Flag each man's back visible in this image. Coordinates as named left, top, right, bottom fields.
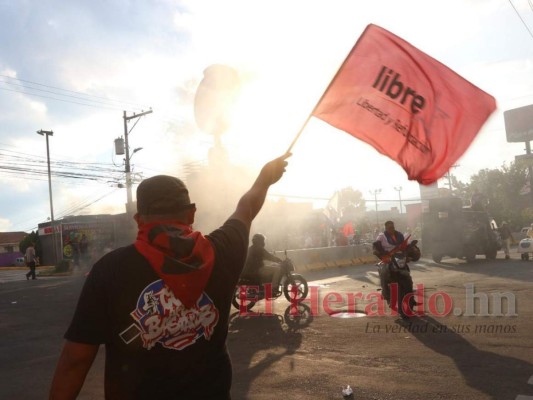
left=65, top=219, right=247, bottom=399
left=25, top=246, right=35, bottom=263
left=49, top=153, right=290, bottom=400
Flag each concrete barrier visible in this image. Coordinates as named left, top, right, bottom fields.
left=275, top=244, right=377, bottom=273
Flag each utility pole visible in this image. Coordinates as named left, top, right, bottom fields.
left=369, top=189, right=382, bottom=226
left=525, top=141, right=533, bottom=205
left=122, top=109, right=152, bottom=213
left=37, top=129, right=58, bottom=265
left=394, top=186, right=403, bottom=214
left=443, top=164, right=460, bottom=196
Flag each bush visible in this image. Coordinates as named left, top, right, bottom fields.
left=54, top=260, right=71, bottom=273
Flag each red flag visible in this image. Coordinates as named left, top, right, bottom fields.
left=342, top=222, right=354, bottom=238
left=312, top=24, right=496, bottom=185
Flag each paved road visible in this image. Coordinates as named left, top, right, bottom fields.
left=1, top=253, right=532, bottom=399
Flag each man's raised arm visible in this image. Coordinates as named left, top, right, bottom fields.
left=230, top=153, right=291, bottom=230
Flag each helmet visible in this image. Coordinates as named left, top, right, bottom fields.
left=407, top=241, right=421, bottom=262
left=252, top=233, right=266, bottom=246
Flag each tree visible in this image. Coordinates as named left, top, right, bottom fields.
left=338, top=187, right=366, bottom=223
left=455, top=162, right=528, bottom=229
left=19, top=231, right=40, bottom=258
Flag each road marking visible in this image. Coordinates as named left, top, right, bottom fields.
left=0, top=270, right=28, bottom=283
left=308, top=275, right=352, bottom=285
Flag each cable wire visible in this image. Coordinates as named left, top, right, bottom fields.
left=0, top=86, right=128, bottom=111
left=0, top=74, right=150, bottom=109
left=508, top=0, right=533, bottom=39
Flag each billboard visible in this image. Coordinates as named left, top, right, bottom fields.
left=504, top=104, right=533, bottom=143
left=61, top=222, right=115, bottom=262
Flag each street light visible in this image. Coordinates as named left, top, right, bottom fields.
left=394, top=186, right=403, bottom=214
left=37, top=129, right=58, bottom=265
left=123, top=110, right=152, bottom=214
left=369, top=189, right=382, bottom=226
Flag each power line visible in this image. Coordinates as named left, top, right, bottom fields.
left=55, top=188, right=121, bottom=219
left=0, top=74, right=150, bottom=109
left=0, top=147, right=121, bottom=168
left=0, top=79, right=145, bottom=111
left=0, top=86, right=125, bottom=111
left=508, top=0, right=533, bottom=39
left=0, top=148, right=124, bottom=184
left=17, top=188, right=121, bottom=232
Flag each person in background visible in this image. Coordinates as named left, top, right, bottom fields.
left=49, top=153, right=290, bottom=400
left=242, top=233, right=283, bottom=297
left=304, top=234, right=314, bottom=248
left=499, top=221, right=514, bottom=260
left=79, top=234, right=89, bottom=266
left=25, top=242, right=37, bottom=280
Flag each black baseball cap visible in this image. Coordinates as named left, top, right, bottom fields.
left=136, top=175, right=194, bottom=216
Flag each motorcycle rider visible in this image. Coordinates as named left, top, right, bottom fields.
left=374, top=220, right=421, bottom=262
left=373, top=221, right=419, bottom=315
left=375, top=220, right=405, bottom=254
left=242, top=233, right=283, bottom=297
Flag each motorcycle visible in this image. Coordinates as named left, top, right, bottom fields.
left=232, top=252, right=309, bottom=312
left=374, top=238, right=420, bottom=319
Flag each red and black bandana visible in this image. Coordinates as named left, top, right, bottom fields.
left=134, top=221, right=215, bottom=309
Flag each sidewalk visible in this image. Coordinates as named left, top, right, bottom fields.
left=0, top=265, right=55, bottom=271
left=0, top=265, right=77, bottom=277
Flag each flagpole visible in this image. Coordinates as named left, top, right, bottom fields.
left=285, top=27, right=370, bottom=154
left=286, top=115, right=313, bottom=153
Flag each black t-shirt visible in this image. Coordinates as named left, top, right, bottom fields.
left=65, top=219, right=248, bottom=399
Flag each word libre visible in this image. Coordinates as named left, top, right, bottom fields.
left=372, top=66, right=426, bottom=114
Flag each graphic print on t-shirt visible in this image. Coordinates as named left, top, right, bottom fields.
left=119, top=279, right=219, bottom=350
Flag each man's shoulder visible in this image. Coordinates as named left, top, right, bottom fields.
left=206, top=219, right=249, bottom=272
left=210, top=218, right=248, bottom=234
left=93, top=244, right=143, bottom=269
left=207, top=219, right=248, bottom=244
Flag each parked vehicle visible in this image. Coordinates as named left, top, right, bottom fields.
left=517, top=237, right=533, bottom=260
left=515, top=226, right=532, bottom=243
left=14, top=257, right=26, bottom=266
left=232, top=252, right=308, bottom=311
left=422, top=197, right=500, bottom=263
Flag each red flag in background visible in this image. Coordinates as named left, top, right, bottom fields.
left=312, top=24, right=496, bottom=185
left=342, top=222, right=354, bottom=238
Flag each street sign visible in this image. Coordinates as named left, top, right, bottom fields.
left=504, top=104, right=533, bottom=143
left=515, top=153, right=533, bottom=168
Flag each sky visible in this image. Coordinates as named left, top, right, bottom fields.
left=0, top=0, right=532, bottom=233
